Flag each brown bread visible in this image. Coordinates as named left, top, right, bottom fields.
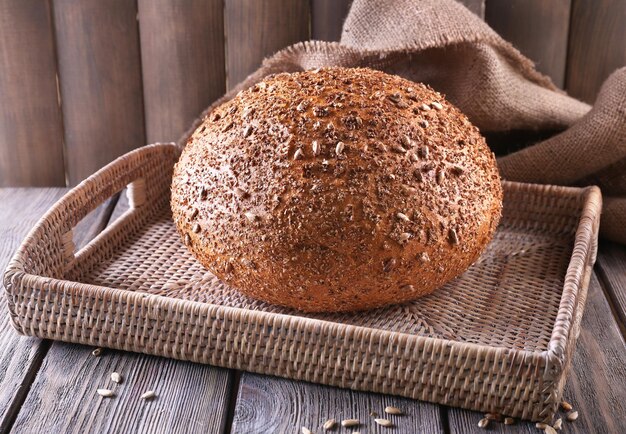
left=171, top=67, right=502, bottom=312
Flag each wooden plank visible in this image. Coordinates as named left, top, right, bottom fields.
left=311, top=0, right=352, bottom=41
left=11, top=344, right=234, bottom=434
left=566, top=0, right=626, bottom=102
left=230, top=373, right=444, bottom=433
left=138, top=0, right=226, bottom=143
left=596, top=241, right=626, bottom=333
left=225, top=0, right=310, bottom=89
left=458, top=0, right=485, bottom=19
left=485, top=0, right=571, bottom=87
left=53, top=0, right=146, bottom=186
left=0, top=188, right=116, bottom=432
left=447, top=273, right=626, bottom=433
left=11, top=193, right=235, bottom=434
left=0, top=0, right=65, bottom=187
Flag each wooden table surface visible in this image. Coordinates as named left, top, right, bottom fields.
left=1, top=188, right=625, bottom=434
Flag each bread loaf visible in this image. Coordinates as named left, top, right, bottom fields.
left=171, top=67, right=502, bottom=312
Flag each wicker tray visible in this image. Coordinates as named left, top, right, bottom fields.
left=4, top=143, right=601, bottom=423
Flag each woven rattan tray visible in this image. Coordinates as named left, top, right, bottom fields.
left=4, top=143, right=601, bottom=423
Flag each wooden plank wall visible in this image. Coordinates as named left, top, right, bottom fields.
left=0, top=0, right=624, bottom=186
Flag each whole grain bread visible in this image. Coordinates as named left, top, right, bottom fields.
left=171, top=67, right=502, bottom=312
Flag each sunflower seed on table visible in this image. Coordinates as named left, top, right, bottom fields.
left=384, top=406, right=403, bottom=415
left=545, top=426, right=558, bottom=434
left=560, top=401, right=573, bottom=411
left=536, top=422, right=548, bottom=429
left=566, top=410, right=579, bottom=421
left=110, top=372, right=122, bottom=384
left=301, top=427, right=312, bottom=434
left=322, top=418, right=336, bottom=430
left=553, top=417, right=563, bottom=430
left=477, top=418, right=489, bottom=428
left=97, top=389, right=114, bottom=397
left=92, top=348, right=103, bottom=357
left=141, top=390, right=156, bottom=400
left=374, top=418, right=393, bottom=427
left=341, top=419, right=359, bottom=427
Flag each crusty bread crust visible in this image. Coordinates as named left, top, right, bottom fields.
left=171, top=67, right=502, bottom=312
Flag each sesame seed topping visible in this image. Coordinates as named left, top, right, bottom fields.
left=293, top=149, right=304, bottom=160
left=335, top=141, right=345, bottom=155
left=312, top=140, right=321, bottom=156
left=397, top=212, right=411, bottom=222
left=432, top=101, right=443, bottom=110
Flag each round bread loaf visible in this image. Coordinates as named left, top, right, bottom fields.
left=171, top=67, right=502, bottom=312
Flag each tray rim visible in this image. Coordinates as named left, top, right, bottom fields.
left=3, top=143, right=602, bottom=422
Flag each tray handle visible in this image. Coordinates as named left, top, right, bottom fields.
left=4, top=143, right=180, bottom=284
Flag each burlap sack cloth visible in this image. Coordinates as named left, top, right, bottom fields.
left=184, top=0, right=626, bottom=243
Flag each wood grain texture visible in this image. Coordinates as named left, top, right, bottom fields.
left=53, top=0, right=146, bottom=186
left=0, top=188, right=116, bottom=432
left=225, top=0, right=310, bottom=89
left=486, top=0, right=571, bottom=87
left=0, top=0, right=65, bottom=187
left=596, top=241, right=626, bottom=334
left=138, top=0, right=226, bottom=143
left=11, top=192, right=234, bottom=434
left=230, top=373, right=444, bottom=433
left=11, top=344, right=233, bottom=434
left=457, top=0, right=485, bottom=18
left=566, top=0, right=626, bottom=102
left=311, top=0, right=352, bottom=41
left=447, top=273, right=626, bottom=433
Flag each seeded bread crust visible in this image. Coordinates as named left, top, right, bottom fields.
left=171, top=67, right=502, bottom=312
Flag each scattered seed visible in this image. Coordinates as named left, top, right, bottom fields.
left=296, top=101, right=309, bottom=112
left=391, top=143, right=407, bottom=154
left=553, top=418, right=563, bottom=430
left=420, top=103, right=431, bottom=111
left=418, top=252, right=430, bottom=263
left=312, top=141, right=321, bottom=156
left=545, top=426, right=558, bottom=434
left=420, top=120, right=429, bottom=128
left=184, top=233, right=192, bottom=246
left=398, top=233, right=411, bottom=243
left=432, top=101, right=443, bottom=110
left=477, top=418, right=489, bottom=428
left=341, top=419, right=359, bottom=428
left=335, top=141, right=345, bottom=155
left=234, top=187, right=249, bottom=199
left=323, top=418, right=336, bottom=430
left=243, top=125, right=254, bottom=138
left=111, top=372, right=122, bottom=384
left=560, top=401, right=572, bottom=411
left=244, top=212, right=258, bottom=222
left=401, top=284, right=415, bottom=292
left=413, top=169, right=424, bottom=182
left=418, top=146, right=429, bottom=159
left=409, top=152, right=419, bottom=162
left=141, top=390, right=156, bottom=400
left=401, top=135, right=412, bottom=148
left=388, top=93, right=401, bottom=103
left=504, top=417, right=515, bottom=425
left=384, top=406, right=402, bottom=415
left=449, top=228, right=459, bottom=245
left=294, top=149, right=304, bottom=160
left=566, top=411, right=579, bottom=421
left=451, top=165, right=465, bottom=176
left=536, top=422, right=548, bottom=429
left=192, top=223, right=201, bottom=233
left=301, top=427, right=312, bottom=434
left=190, top=208, right=199, bottom=219
left=436, top=170, right=445, bottom=184
left=97, top=389, right=115, bottom=398
left=383, top=258, right=396, bottom=272
left=374, top=418, right=393, bottom=427
left=396, top=212, right=411, bottom=222
left=92, top=348, right=103, bottom=357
